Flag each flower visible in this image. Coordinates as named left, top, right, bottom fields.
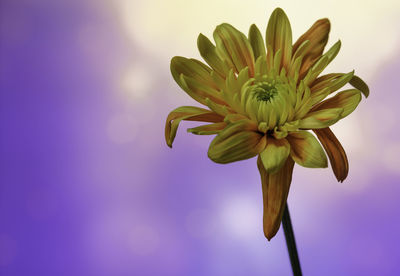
left=165, top=8, right=369, bottom=240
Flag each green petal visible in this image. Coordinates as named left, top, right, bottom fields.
left=187, top=122, right=227, bottom=135
left=273, top=126, right=288, bottom=139
left=171, top=56, right=214, bottom=87
left=181, top=75, right=226, bottom=105
left=165, top=106, right=224, bottom=147
left=310, top=89, right=362, bottom=118
left=291, top=40, right=311, bottom=64
left=213, top=23, right=255, bottom=75
left=293, top=84, right=313, bottom=120
left=281, top=120, right=300, bottom=132
left=349, top=75, right=370, bottom=98
left=311, top=73, right=342, bottom=88
left=255, top=55, right=268, bottom=76
left=313, top=127, right=348, bottom=182
left=266, top=8, right=293, bottom=70
left=311, top=72, right=348, bottom=91
left=208, top=120, right=265, bottom=164
left=205, top=98, right=229, bottom=116
left=224, top=113, right=249, bottom=123
left=177, top=75, right=207, bottom=105
left=248, top=24, right=266, bottom=60
left=260, top=138, right=290, bottom=174
left=310, top=71, right=354, bottom=105
left=303, top=40, right=341, bottom=86
left=171, top=57, right=218, bottom=105
left=273, top=49, right=282, bottom=73
left=257, top=156, right=294, bottom=240
left=288, top=40, right=310, bottom=80
left=298, top=108, right=343, bottom=129
left=287, top=131, right=328, bottom=168
left=197, top=34, right=230, bottom=77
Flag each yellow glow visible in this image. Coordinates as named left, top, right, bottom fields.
left=113, top=0, right=400, bottom=80
left=119, top=64, right=153, bottom=99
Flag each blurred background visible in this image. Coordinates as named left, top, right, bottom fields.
left=1, top=0, right=399, bottom=275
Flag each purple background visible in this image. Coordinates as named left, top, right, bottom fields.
left=1, top=0, right=399, bottom=275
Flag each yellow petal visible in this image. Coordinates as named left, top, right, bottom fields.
left=165, top=106, right=224, bottom=147
left=287, top=131, right=328, bottom=168
left=313, top=127, right=348, bottom=182
left=298, top=108, right=342, bottom=129
left=248, top=24, right=266, bottom=59
left=260, top=138, right=290, bottom=174
left=213, top=23, right=255, bottom=75
left=257, top=156, right=295, bottom=240
left=265, top=8, right=293, bottom=70
left=349, top=75, right=370, bottom=98
left=197, top=33, right=230, bottom=77
left=310, top=89, right=362, bottom=118
left=187, top=122, right=227, bottom=135
left=293, top=18, right=330, bottom=78
left=208, top=120, right=265, bottom=164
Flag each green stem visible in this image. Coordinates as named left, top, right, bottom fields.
left=282, top=203, right=302, bottom=276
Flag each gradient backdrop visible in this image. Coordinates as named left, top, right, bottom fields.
left=1, top=0, right=400, bottom=275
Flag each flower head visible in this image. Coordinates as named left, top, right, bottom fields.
left=165, top=8, right=369, bottom=240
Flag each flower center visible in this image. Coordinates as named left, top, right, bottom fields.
left=251, top=81, right=278, bottom=102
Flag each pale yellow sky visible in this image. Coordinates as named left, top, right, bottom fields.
left=115, top=0, right=400, bottom=79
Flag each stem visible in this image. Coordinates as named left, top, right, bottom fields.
left=282, top=203, right=302, bottom=276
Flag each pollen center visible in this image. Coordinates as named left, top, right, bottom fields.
left=251, top=81, right=278, bottom=102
